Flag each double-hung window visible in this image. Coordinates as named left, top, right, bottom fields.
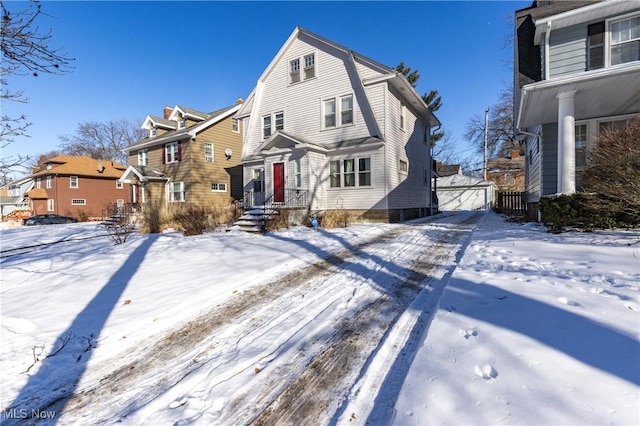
left=323, top=94, right=353, bottom=129
left=204, top=142, right=214, bottom=163
left=343, top=159, right=356, bottom=187
left=289, top=53, right=315, bottom=84
left=329, top=157, right=371, bottom=188
left=290, top=58, right=301, bottom=84
left=358, top=158, right=371, bottom=186
left=45, top=176, right=52, bottom=189
left=168, top=181, right=185, bottom=202
left=587, top=22, right=605, bottom=70
left=165, top=142, right=179, bottom=163
left=304, top=53, right=315, bottom=79
left=36, top=178, right=41, bottom=189
left=400, top=103, right=406, bottom=130
left=324, top=99, right=336, bottom=128
left=610, top=15, right=640, bottom=66
left=275, top=112, right=284, bottom=131
left=263, top=115, right=272, bottom=139
left=294, top=159, right=302, bottom=188
left=232, top=118, right=240, bottom=133
left=47, top=199, right=54, bottom=212
left=341, top=95, right=353, bottom=125
left=70, top=176, right=78, bottom=188
left=138, top=149, right=148, bottom=166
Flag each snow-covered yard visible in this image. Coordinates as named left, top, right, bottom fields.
left=1, top=211, right=638, bottom=425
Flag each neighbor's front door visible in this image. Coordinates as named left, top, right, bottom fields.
left=273, top=162, right=285, bottom=203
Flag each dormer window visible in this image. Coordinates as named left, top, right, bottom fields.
left=150, top=127, right=157, bottom=137
left=289, top=53, right=315, bottom=84
left=178, top=117, right=186, bottom=129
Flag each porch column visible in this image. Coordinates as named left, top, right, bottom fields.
left=557, top=90, right=576, bottom=194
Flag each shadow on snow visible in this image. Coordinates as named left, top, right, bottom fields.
left=2, top=235, right=158, bottom=425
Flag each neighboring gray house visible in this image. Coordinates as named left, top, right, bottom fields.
left=435, top=162, right=495, bottom=211
left=514, top=0, right=640, bottom=216
left=0, top=176, right=33, bottom=220
left=235, top=27, right=440, bottom=222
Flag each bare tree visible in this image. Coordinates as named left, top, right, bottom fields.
left=464, top=83, right=520, bottom=159
left=582, top=117, right=640, bottom=223
left=58, top=119, right=146, bottom=165
left=1, top=0, right=73, bottom=176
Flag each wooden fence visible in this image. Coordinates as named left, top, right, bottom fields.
left=495, top=191, right=526, bottom=215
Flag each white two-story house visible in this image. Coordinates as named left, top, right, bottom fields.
left=235, top=27, right=441, bottom=223
left=515, top=0, right=640, bottom=217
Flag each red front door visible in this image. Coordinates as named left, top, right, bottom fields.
left=273, top=163, right=285, bottom=203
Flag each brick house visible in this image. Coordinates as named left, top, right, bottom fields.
left=25, top=155, right=129, bottom=219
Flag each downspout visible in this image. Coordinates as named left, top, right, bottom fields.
left=429, top=123, right=441, bottom=216
left=544, top=21, right=552, bottom=80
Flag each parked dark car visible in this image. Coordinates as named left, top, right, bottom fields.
left=22, top=214, right=78, bottom=226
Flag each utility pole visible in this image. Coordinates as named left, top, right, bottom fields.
left=483, top=108, right=489, bottom=180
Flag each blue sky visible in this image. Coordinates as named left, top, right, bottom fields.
left=3, top=0, right=531, bottom=173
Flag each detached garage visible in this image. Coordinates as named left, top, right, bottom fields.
left=437, top=174, right=495, bottom=211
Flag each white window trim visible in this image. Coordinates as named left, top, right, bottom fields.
left=36, top=178, right=41, bottom=189
left=262, top=115, right=272, bottom=139
left=329, top=156, right=372, bottom=189
left=138, top=149, right=148, bottom=166
left=400, top=103, right=406, bottom=131
left=288, top=52, right=316, bottom=85
left=70, top=176, right=79, bottom=188
left=71, top=199, right=86, bottom=205
left=204, top=142, right=214, bottom=163
left=605, top=12, right=640, bottom=67
left=232, top=118, right=240, bottom=133
left=45, top=175, right=52, bottom=189
left=322, top=94, right=354, bottom=130
left=167, top=181, right=185, bottom=202
left=47, top=199, right=54, bottom=212
left=294, top=158, right=302, bottom=188
left=166, top=142, right=179, bottom=163
left=116, top=179, right=123, bottom=189
left=210, top=182, right=227, bottom=192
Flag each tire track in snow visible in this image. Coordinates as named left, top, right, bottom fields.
left=54, top=213, right=480, bottom=424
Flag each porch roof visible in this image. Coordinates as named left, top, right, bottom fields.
left=517, top=63, right=640, bottom=129
left=119, top=165, right=168, bottom=183
left=255, top=130, right=385, bottom=156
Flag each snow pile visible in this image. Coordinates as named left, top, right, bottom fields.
left=1, top=212, right=638, bottom=425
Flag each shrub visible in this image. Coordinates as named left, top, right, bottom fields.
left=263, top=208, right=289, bottom=232
left=581, top=117, right=640, bottom=226
left=77, top=211, right=89, bottom=222
left=171, top=199, right=236, bottom=236
left=140, top=199, right=164, bottom=234
left=540, top=193, right=634, bottom=232
left=320, top=209, right=349, bottom=229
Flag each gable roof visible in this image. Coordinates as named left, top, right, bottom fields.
left=236, top=27, right=440, bottom=127
left=125, top=103, right=241, bottom=152
left=31, top=156, right=126, bottom=179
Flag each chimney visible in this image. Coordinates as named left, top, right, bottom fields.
left=511, top=150, right=520, bottom=159
left=163, top=106, right=172, bottom=119
left=236, top=98, right=244, bottom=105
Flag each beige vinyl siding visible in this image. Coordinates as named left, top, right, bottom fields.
left=185, top=114, right=243, bottom=204
left=549, top=24, right=586, bottom=78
